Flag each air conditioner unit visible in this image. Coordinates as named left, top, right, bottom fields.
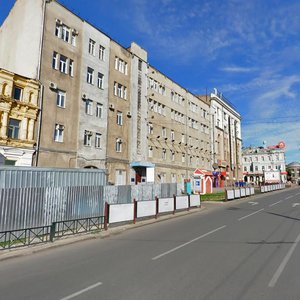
left=109, top=103, right=115, bottom=110
left=82, top=93, right=87, bottom=99
left=49, top=82, right=57, bottom=90
left=127, top=111, right=132, bottom=117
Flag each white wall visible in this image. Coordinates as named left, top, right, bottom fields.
left=0, top=0, right=44, bottom=79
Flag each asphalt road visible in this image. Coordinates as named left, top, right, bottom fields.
left=1, top=187, right=300, bottom=300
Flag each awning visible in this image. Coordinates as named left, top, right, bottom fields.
left=194, top=168, right=213, bottom=176
left=131, top=161, right=155, bottom=168
left=280, top=171, right=288, bottom=174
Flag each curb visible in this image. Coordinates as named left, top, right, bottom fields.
left=0, top=205, right=205, bottom=262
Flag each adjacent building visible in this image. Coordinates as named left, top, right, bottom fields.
left=242, top=142, right=287, bottom=184
left=0, top=68, right=40, bottom=166
left=286, top=162, right=300, bottom=183
left=198, top=89, right=242, bottom=187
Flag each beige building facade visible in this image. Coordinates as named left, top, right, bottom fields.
left=0, top=69, right=39, bottom=166
left=147, top=66, right=211, bottom=184
left=106, top=40, right=132, bottom=185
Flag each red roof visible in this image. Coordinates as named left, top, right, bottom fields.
left=194, top=168, right=212, bottom=176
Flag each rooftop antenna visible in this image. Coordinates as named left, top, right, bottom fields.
left=263, top=141, right=267, bottom=148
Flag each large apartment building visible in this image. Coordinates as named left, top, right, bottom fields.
left=0, top=0, right=243, bottom=186
left=147, top=66, right=211, bottom=184
left=198, top=89, right=242, bottom=186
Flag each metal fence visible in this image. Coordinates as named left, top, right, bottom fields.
left=0, top=215, right=105, bottom=250
left=0, top=186, right=104, bottom=232
left=0, top=166, right=106, bottom=188
left=0, top=166, right=183, bottom=234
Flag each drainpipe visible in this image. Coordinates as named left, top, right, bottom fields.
left=35, top=0, right=47, bottom=166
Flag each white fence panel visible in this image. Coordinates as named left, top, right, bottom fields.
left=176, top=196, right=189, bottom=210
left=250, top=187, right=255, bottom=195
left=240, top=188, right=246, bottom=197
left=246, top=188, right=251, bottom=196
left=159, top=197, right=174, bottom=213
left=137, top=201, right=156, bottom=218
left=190, top=194, right=201, bottom=207
left=234, top=189, right=241, bottom=198
left=109, top=203, right=134, bottom=224
left=261, top=186, right=265, bottom=193
left=227, top=190, right=235, bottom=200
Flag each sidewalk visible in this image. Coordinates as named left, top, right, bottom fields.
left=0, top=205, right=206, bottom=262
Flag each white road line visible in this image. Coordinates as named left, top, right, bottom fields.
left=269, top=200, right=282, bottom=207
left=152, top=225, right=226, bottom=261
left=60, top=282, right=103, bottom=300
left=285, top=195, right=294, bottom=200
left=269, top=232, right=300, bottom=288
left=238, top=208, right=264, bottom=221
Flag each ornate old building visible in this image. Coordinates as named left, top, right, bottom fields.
left=0, top=69, right=40, bottom=166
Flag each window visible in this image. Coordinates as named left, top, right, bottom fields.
left=116, top=138, right=122, bottom=152
left=55, top=23, right=61, bottom=38
left=96, top=103, right=103, bottom=118
left=117, top=84, right=122, bottom=98
left=181, top=134, right=185, bottom=143
left=182, top=153, right=185, bottom=163
left=255, top=166, right=258, bottom=171
left=95, top=133, right=101, bottom=148
left=162, top=148, right=166, bottom=160
left=13, top=86, right=22, bottom=100
left=84, top=130, right=92, bottom=146
left=71, top=32, right=76, bottom=46
left=8, top=119, right=20, bottom=139
left=115, top=57, right=128, bottom=74
left=54, top=124, right=64, bottom=142
left=62, top=25, right=70, bottom=43
left=99, top=45, right=105, bottom=60
left=148, top=146, right=153, bottom=158
left=162, top=127, right=167, bottom=138
left=89, top=39, right=96, bottom=55
left=148, top=123, right=153, bottom=134
left=171, top=151, right=175, bottom=161
left=52, top=52, right=58, bottom=69
left=55, top=22, right=77, bottom=46
left=85, top=100, right=93, bottom=115
left=171, top=130, right=175, bottom=141
left=59, top=55, right=67, bottom=73
left=113, top=82, right=127, bottom=99
left=69, top=59, right=74, bottom=76
left=138, top=59, right=142, bottom=71
left=97, top=73, right=104, bottom=89
left=87, top=67, right=94, bottom=84
left=56, top=90, right=66, bottom=108
left=117, top=111, right=123, bottom=125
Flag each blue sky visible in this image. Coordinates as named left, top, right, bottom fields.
left=1, top=0, right=300, bottom=163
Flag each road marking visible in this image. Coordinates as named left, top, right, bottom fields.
left=60, top=282, right=103, bottom=300
left=269, top=232, right=300, bottom=288
left=269, top=200, right=282, bottom=207
left=295, top=192, right=300, bottom=196
left=152, top=225, right=226, bottom=261
left=248, top=201, right=258, bottom=206
left=285, top=195, right=294, bottom=200
left=292, top=203, right=300, bottom=208
left=238, top=208, right=264, bottom=221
